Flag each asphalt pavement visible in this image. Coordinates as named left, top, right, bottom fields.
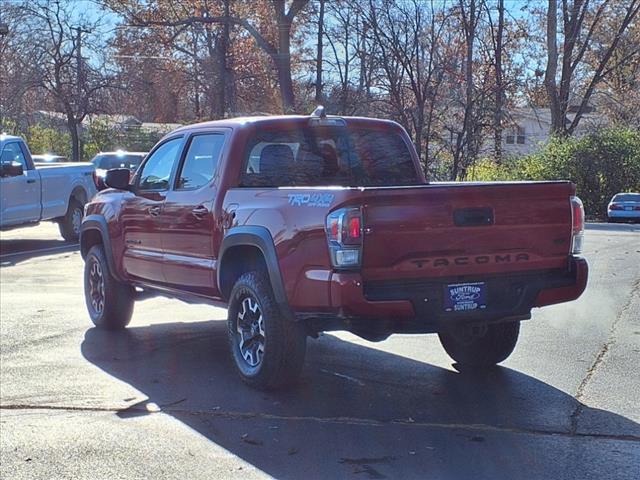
left=1, top=222, right=639, bottom=479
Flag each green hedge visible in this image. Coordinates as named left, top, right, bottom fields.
left=470, top=128, right=640, bottom=218
left=26, top=125, right=72, bottom=159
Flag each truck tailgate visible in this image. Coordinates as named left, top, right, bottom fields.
left=360, top=181, right=575, bottom=282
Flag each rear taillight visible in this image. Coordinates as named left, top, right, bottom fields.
left=609, top=204, right=623, bottom=211
left=570, top=196, right=585, bottom=254
left=326, top=207, right=363, bottom=269
left=92, top=171, right=100, bottom=189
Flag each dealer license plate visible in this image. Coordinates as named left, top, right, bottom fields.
left=443, top=282, right=487, bottom=312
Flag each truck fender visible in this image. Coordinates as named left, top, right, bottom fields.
left=218, top=226, right=294, bottom=321
left=80, top=215, right=124, bottom=282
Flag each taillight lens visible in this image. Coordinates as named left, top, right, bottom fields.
left=348, top=215, right=361, bottom=240
left=570, top=196, right=585, bottom=254
left=326, top=207, right=363, bottom=268
left=609, top=204, right=623, bottom=211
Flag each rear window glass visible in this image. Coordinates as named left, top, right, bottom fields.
left=613, top=193, right=640, bottom=202
left=240, top=126, right=419, bottom=187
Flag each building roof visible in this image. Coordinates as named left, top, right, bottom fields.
left=505, top=107, right=607, bottom=130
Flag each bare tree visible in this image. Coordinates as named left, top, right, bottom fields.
left=12, top=0, right=115, bottom=161
left=366, top=0, right=452, bottom=174
left=324, top=1, right=365, bottom=114
left=108, top=0, right=309, bottom=113
left=453, top=0, right=483, bottom=179
left=545, top=0, right=640, bottom=136
left=0, top=4, right=42, bottom=130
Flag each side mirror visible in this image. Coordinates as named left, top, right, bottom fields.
left=104, top=168, right=131, bottom=190
left=0, top=161, right=24, bottom=178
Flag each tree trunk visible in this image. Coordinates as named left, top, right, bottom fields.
left=413, top=121, right=423, bottom=162
left=193, top=58, right=201, bottom=119
left=494, top=0, right=504, bottom=163
left=216, top=0, right=231, bottom=118
left=459, top=0, right=477, bottom=180
left=66, top=112, right=81, bottom=162
left=274, top=55, right=295, bottom=113
left=544, top=0, right=564, bottom=135
left=315, top=0, right=325, bottom=104
left=224, top=0, right=237, bottom=114
left=275, top=13, right=295, bottom=113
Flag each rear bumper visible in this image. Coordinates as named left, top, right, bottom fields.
left=533, top=256, right=588, bottom=307
left=608, top=210, right=640, bottom=219
left=300, top=256, right=588, bottom=330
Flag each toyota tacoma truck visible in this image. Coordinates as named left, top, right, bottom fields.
left=1, top=134, right=96, bottom=241
left=79, top=110, right=588, bottom=390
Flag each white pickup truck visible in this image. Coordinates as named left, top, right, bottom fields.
left=0, top=134, right=97, bottom=241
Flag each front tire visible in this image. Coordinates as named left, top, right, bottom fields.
left=227, top=271, right=306, bottom=390
left=438, top=321, right=520, bottom=368
left=84, top=245, right=134, bottom=330
left=59, top=199, right=84, bottom=242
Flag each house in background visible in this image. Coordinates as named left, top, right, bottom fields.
left=487, top=107, right=609, bottom=157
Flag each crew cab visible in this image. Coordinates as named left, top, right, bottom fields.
left=1, top=134, right=96, bottom=241
left=80, top=110, right=588, bottom=389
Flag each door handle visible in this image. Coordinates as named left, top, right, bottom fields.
left=26, top=179, right=36, bottom=184
left=148, top=205, right=162, bottom=217
left=192, top=205, right=210, bottom=219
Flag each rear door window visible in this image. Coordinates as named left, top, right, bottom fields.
left=240, top=126, right=418, bottom=187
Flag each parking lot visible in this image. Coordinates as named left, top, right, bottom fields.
left=1, top=222, right=639, bottom=479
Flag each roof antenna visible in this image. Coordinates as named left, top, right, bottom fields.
left=311, top=105, right=326, bottom=118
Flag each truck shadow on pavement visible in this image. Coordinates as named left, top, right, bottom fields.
left=81, top=320, right=640, bottom=480
left=0, top=237, right=78, bottom=266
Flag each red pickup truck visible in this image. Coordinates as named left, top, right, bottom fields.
left=80, top=110, right=588, bottom=389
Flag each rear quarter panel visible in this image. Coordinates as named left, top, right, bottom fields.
left=223, top=188, right=362, bottom=311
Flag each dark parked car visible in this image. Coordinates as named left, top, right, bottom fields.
left=607, top=192, right=640, bottom=222
left=91, top=151, right=147, bottom=190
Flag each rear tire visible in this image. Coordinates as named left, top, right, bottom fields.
left=227, top=270, right=306, bottom=390
left=84, top=245, right=134, bottom=330
left=59, top=199, right=83, bottom=242
left=438, top=321, right=520, bottom=369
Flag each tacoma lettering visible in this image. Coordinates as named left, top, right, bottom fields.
left=411, top=253, right=530, bottom=268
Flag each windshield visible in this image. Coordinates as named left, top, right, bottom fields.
left=93, top=154, right=144, bottom=171
left=240, top=126, right=419, bottom=187
left=612, top=193, right=640, bottom=202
